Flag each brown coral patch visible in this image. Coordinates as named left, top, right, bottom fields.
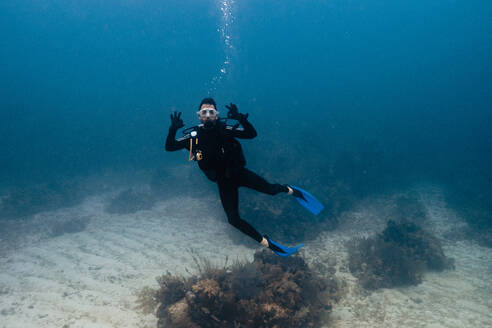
left=348, top=220, right=454, bottom=290
left=140, top=250, right=341, bottom=328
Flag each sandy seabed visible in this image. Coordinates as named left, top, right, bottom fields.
left=1, top=186, right=491, bottom=328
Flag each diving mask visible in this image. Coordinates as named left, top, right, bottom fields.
left=197, top=107, right=219, bottom=120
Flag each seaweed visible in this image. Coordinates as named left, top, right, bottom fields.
left=137, top=250, right=341, bottom=328
left=348, top=220, right=454, bottom=290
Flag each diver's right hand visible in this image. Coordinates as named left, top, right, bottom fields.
left=170, top=111, right=184, bottom=130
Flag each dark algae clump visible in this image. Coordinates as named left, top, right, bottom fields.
left=137, top=250, right=341, bottom=328
left=348, top=220, right=454, bottom=290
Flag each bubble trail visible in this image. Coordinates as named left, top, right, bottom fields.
left=208, top=0, right=235, bottom=95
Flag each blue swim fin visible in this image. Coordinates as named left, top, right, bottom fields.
left=291, top=186, right=324, bottom=215
left=266, top=235, right=304, bottom=257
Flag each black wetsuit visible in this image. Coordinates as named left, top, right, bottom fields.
left=165, top=117, right=288, bottom=243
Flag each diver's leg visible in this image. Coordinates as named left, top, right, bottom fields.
left=224, top=172, right=292, bottom=255
left=217, top=178, right=263, bottom=243
left=238, top=168, right=289, bottom=195
left=238, top=168, right=307, bottom=205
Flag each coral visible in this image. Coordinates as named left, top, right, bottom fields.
left=348, top=220, right=454, bottom=290
left=164, top=298, right=199, bottom=328
left=141, top=250, right=341, bottom=328
left=155, top=273, right=190, bottom=309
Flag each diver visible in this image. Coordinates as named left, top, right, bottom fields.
left=165, top=98, right=323, bottom=256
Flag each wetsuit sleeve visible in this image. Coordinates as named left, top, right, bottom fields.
left=231, top=116, right=257, bottom=139
left=165, top=127, right=189, bottom=151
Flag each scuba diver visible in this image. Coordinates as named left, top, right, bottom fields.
left=165, top=98, right=323, bottom=256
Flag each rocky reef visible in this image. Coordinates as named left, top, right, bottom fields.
left=348, top=220, right=454, bottom=290
left=137, top=250, right=342, bottom=328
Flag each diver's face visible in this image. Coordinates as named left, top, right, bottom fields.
left=198, top=103, right=219, bottom=124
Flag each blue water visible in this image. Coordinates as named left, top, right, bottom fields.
left=0, top=1, right=491, bottom=212
left=1, top=3, right=492, bottom=327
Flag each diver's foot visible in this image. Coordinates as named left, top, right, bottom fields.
left=286, top=185, right=306, bottom=201
left=263, top=235, right=304, bottom=257
left=262, top=235, right=287, bottom=255
left=286, top=185, right=294, bottom=195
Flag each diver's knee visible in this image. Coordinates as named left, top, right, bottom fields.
left=227, top=216, right=241, bottom=227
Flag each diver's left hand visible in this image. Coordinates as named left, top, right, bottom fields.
left=226, top=103, right=248, bottom=121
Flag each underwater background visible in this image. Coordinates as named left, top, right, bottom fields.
left=1, top=1, right=491, bottom=327
left=1, top=0, right=490, bottom=189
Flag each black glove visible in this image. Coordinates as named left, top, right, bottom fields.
left=226, top=103, right=248, bottom=121
left=170, top=111, right=184, bottom=130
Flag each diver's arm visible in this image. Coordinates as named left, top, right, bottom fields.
left=233, top=115, right=257, bottom=139
left=165, top=127, right=188, bottom=151
left=165, top=111, right=188, bottom=151
left=225, top=103, right=257, bottom=139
